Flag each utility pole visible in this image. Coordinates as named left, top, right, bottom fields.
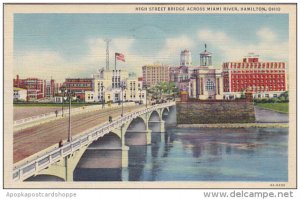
left=104, top=39, right=111, bottom=70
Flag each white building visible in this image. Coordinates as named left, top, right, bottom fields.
left=188, top=46, right=224, bottom=100
left=85, top=68, right=146, bottom=104
left=13, top=87, right=27, bottom=101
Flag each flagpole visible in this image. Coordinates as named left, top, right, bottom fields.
left=115, top=53, right=117, bottom=71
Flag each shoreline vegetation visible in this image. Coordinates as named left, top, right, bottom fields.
left=177, top=123, right=288, bottom=128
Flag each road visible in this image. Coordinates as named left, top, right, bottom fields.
left=13, top=105, right=144, bottom=163
left=14, top=106, right=64, bottom=121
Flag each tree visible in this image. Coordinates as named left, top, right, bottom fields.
left=279, top=91, right=289, bottom=102
left=147, top=81, right=179, bottom=100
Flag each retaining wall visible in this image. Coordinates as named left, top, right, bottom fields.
left=176, top=100, right=255, bottom=124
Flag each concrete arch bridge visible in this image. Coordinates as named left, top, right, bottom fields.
left=13, top=102, right=175, bottom=182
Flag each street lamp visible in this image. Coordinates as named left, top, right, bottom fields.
left=121, top=82, right=126, bottom=117
left=160, top=87, right=162, bottom=102
left=65, top=84, right=73, bottom=142
left=60, top=86, right=66, bottom=117
left=169, top=69, right=172, bottom=102
left=101, top=84, right=105, bottom=108
left=145, top=85, right=148, bottom=108
left=138, top=88, right=142, bottom=105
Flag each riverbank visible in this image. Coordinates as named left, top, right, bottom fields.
left=255, top=102, right=288, bottom=113
left=177, top=123, right=288, bottom=128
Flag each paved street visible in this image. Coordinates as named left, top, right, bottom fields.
left=13, top=105, right=144, bottom=163
left=14, top=107, right=64, bottom=121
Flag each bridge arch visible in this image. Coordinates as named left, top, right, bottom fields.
left=124, top=116, right=147, bottom=135
left=76, top=132, right=122, bottom=167
left=124, top=116, right=149, bottom=146
left=148, top=110, right=161, bottom=123
left=161, top=107, right=170, bottom=120
left=25, top=174, right=65, bottom=181
left=88, top=132, right=122, bottom=149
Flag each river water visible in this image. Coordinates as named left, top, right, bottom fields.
left=74, top=127, right=288, bottom=182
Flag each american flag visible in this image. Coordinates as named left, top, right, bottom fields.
left=115, top=53, right=125, bottom=62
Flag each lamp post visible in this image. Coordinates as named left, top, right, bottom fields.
left=101, top=84, right=104, bottom=108
left=145, top=85, right=148, bottom=108
left=169, top=69, right=172, bottom=102
left=66, top=84, right=72, bottom=142
left=121, top=82, right=126, bottom=117
left=160, top=87, right=162, bottom=103
left=138, top=88, right=142, bottom=105
left=60, top=86, right=66, bottom=117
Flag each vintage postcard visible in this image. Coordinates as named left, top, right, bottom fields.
left=3, top=3, right=296, bottom=189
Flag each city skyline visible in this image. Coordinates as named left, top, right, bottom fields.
left=14, top=13, right=288, bottom=82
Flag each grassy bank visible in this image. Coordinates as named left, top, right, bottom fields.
left=255, top=102, right=288, bottom=113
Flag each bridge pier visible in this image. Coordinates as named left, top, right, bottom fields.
left=160, top=120, right=166, bottom=133
left=122, top=168, right=129, bottom=181
left=148, top=121, right=166, bottom=133
left=122, top=146, right=129, bottom=168
left=146, top=129, right=152, bottom=145
left=65, top=155, right=74, bottom=182
left=37, top=148, right=88, bottom=182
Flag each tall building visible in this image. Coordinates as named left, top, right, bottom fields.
left=44, top=79, right=55, bottom=98
left=142, top=64, right=170, bottom=88
left=189, top=46, right=223, bottom=100
left=85, top=68, right=146, bottom=103
left=13, top=75, right=45, bottom=101
left=222, top=53, right=287, bottom=99
left=54, top=82, right=63, bottom=95
left=180, top=49, right=192, bottom=67
left=90, top=68, right=129, bottom=102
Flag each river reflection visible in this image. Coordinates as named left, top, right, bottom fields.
left=74, top=127, right=288, bottom=181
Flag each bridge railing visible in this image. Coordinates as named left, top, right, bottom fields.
left=12, top=101, right=175, bottom=181
left=13, top=102, right=136, bottom=127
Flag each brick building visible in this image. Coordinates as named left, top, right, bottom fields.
left=62, top=78, right=94, bottom=101
left=142, top=64, right=170, bottom=88
left=223, top=54, right=287, bottom=99
left=13, top=75, right=44, bottom=101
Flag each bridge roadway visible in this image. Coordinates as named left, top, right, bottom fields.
left=14, top=105, right=144, bottom=164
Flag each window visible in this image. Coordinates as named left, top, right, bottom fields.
left=205, top=79, right=215, bottom=91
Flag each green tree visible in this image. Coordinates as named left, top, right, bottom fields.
left=280, top=91, right=289, bottom=102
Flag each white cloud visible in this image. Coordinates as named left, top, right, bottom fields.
left=83, top=37, right=147, bottom=76
left=13, top=37, right=140, bottom=82
left=84, top=37, right=135, bottom=66
left=17, top=29, right=286, bottom=83
left=256, top=27, right=277, bottom=42
left=157, top=35, right=194, bottom=63
left=13, top=51, right=81, bottom=82
left=197, top=28, right=288, bottom=63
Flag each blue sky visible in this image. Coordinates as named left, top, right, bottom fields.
left=14, top=14, right=288, bottom=82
